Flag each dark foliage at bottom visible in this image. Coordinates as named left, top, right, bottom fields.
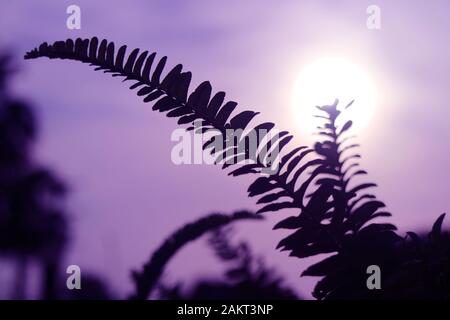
left=158, top=228, right=298, bottom=300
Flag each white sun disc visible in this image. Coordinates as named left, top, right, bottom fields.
left=291, top=57, right=377, bottom=135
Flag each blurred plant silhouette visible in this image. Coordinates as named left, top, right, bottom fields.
left=130, top=211, right=262, bottom=300
left=0, top=54, right=68, bottom=299
left=158, top=227, right=298, bottom=299
left=24, top=38, right=450, bottom=299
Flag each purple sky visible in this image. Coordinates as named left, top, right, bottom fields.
left=1, top=0, right=449, bottom=298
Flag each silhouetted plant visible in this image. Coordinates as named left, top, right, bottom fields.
left=0, top=54, right=68, bottom=299
left=159, top=227, right=298, bottom=299
left=277, top=100, right=401, bottom=299
left=130, top=211, right=261, bottom=300
left=24, top=38, right=449, bottom=299
left=387, top=214, right=450, bottom=299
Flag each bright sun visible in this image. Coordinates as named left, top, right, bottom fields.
left=291, top=57, right=377, bottom=135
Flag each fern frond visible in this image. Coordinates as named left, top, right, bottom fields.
left=25, top=38, right=302, bottom=200
left=24, top=38, right=342, bottom=254
left=284, top=99, right=401, bottom=299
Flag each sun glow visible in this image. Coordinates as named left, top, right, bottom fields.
left=291, top=57, right=377, bottom=135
